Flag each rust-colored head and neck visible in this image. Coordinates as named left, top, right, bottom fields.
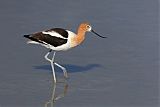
left=75, top=22, right=92, bottom=45
left=71, top=22, right=106, bottom=48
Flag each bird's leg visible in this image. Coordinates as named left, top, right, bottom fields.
left=54, top=62, right=68, bottom=79
left=51, top=51, right=56, bottom=83
left=44, top=50, right=57, bottom=83
left=44, top=49, right=52, bottom=62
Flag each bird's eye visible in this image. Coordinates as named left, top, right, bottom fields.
left=86, top=25, right=92, bottom=31
left=86, top=25, right=90, bottom=29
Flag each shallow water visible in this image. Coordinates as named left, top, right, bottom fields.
left=0, top=0, right=159, bottom=107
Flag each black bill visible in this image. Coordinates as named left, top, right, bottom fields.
left=91, top=30, right=107, bottom=38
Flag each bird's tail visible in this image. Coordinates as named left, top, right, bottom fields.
left=23, top=34, right=30, bottom=39
left=23, top=34, right=39, bottom=44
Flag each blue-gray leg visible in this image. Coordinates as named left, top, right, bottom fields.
left=44, top=50, right=57, bottom=83
left=44, top=50, right=68, bottom=82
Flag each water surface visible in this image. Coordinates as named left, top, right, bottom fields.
left=0, top=0, right=158, bottom=107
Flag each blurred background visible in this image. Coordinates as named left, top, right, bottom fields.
left=0, top=0, right=159, bottom=107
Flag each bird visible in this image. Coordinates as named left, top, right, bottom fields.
left=24, top=22, right=106, bottom=83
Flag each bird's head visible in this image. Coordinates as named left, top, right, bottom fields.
left=79, top=22, right=107, bottom=38
left=79, top=22, right=92, bottom=32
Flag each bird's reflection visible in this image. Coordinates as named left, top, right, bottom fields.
left=45, top=81, right=68, bottom=107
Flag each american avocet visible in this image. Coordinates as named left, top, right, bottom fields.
left=24, top=22, right=106, bottom=83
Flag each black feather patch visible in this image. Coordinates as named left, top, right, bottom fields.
left=25, top=32, right=67, bottom=47
left=24, top=34, right=45, bottom=44
left=46, top=28, right=68, bottom=38
left=42, top=34, right=67, bottom=47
